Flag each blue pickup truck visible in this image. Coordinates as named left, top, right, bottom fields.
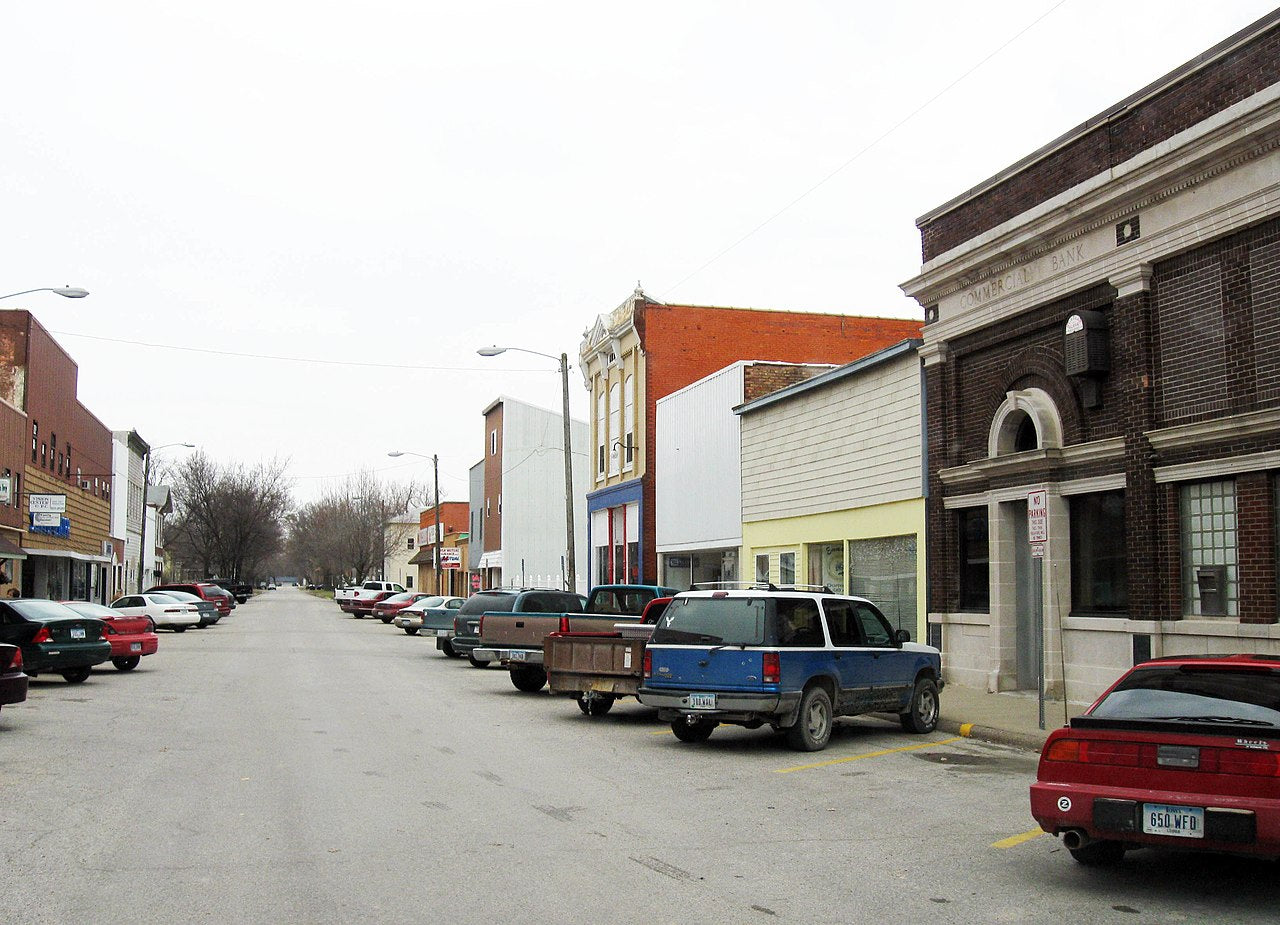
left=637, top=588, right=942, bottom=751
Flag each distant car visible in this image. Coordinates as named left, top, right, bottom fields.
left=268, top=583, right=277, bottom=590
left=147, top=589, right=220, bottom=627
left=111, top=593, right=202, bottom=632
left=0, top=643, right=28, bottom=713
left=148, top=582, right=231, bottom=617
left=0, top=599, right=111, bottom=683
left=393, top=596, right=465, bottom=636
left=372, top=591, right=431, bottom=624
left=61, top=600, right=159, bottom=671
left=1031, top=654, right=1280, bottom=866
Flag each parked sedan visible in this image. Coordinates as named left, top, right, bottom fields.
left=0, top=642, right=28, bottom=713
left=0, top=599, right=111, bottom=683
left=110, top=593, right=202, bottom=632
left=372, top=591, right=431, bottom=624
left=147, top=589, right=220, bottom=627
left=61, top=600, right=159, bottom=671
left=1032, top=654, right=1280, bottom=866
left=392, top=596, right=465, bottom=635
left=148, top=583, right=231, bottom=618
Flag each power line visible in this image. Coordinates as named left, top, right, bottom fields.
left=660, top=0, right=1072, bottom=297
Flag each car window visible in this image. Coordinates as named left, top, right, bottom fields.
left=1090, top=667, right=1280, bottom=724
left=775, top=599, right=824, bottom=647
left=10, top=599, right=78, bottom=621
left=855, top=603, right=894, bottom=647
left=520, top=595, right=546, bottom=613
left=113, top=597, right=136, bottom=608
left=459, top=593, right=516, bottom=616
left=651, top=597, right=770, bottom=646
left=823, top=599, right=862, bottom=646
left=447, top=599, right=464, bottom=609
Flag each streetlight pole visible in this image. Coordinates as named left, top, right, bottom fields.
left=387, top=451, right=442, bottom=595
left=136, top=441, right=194, bottom=592
left=476, top=346, right=577, bottom=593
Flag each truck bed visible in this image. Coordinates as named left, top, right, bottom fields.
left=480, top=612, right=641, bottom=651
left=545, top=632, right=649, bottom=697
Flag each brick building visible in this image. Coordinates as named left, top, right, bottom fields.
left=410, top=501, right=470, bottom=597
left=0, top=311, right=114, bottom=601
left=579, top=287, right=922, bottom=586
left=901, top=11, right=1280, bottom=701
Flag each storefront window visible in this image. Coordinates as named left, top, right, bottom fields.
left=1069, top=491, right=1127, bottom=614
left=958, top=508, right=989, bottom=611
left=755, top=554, right=769, bottom=584
left=807, top=542, right=844, bottom=592
left=1181, top=480, right=1237, bottom=616
left=848, top=535, right=917, bottom=633
left=779, top=552, right=796, bottom=585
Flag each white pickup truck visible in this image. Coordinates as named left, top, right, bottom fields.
left=340, top=580, right=406, bottom=618
left=334, top=583, right=358, bottom=607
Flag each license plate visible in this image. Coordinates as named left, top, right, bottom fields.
left=688, top=693, right=717, bottom=710
left=1142, top=803, right=1204, bottom=839
left=130, top=642, right=142, bottom=652
left=437, top=630, right=449, bottom=637
left=509, top=650, right=526, bottom=662
left=70, top=627, right=85, bottom=640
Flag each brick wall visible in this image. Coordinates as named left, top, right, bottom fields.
left=920, top=19, right=1280, bottom=261
left=483, top=403, right=503, bottom=553
left=741, top=363, right=832, bottom=403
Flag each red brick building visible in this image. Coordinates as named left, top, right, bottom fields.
left=579, top=288, right=922, bottom=585
left=901, top=11, right=1280, bottom=701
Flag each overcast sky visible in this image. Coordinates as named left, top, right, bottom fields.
left=3, top=1, right=1275, bottom=505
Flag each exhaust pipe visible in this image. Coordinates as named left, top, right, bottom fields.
left=1061, top=829, right=1091, bottom=851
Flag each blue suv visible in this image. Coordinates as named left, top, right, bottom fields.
left=637, top=588, right=942, bottom=751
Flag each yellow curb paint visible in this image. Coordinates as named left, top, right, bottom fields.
left=960, top=723, right=974, bottom=737
left=992, top=827, right=1047, bottom=849
left=775, top=736, right=963, bottom=773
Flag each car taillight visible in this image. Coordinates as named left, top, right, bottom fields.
left=1203, top=748, right=1280, bottom=777
left=1044, top=738, right=1142, bottom=766
left=643, top=649, right=652, bottom=678
left=478, top=616, right=484, bottom=636
left=104, top=623, right=118, bottom=635
left=559, top=616, right=570, bottom=633
left=762, top=651, right=780, bottom=684
left=11, top=647, right=21, bottom=670
left=32, top=627, right=52, bottom=643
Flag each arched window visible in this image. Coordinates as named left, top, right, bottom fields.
left=623, top=374, right=634, bottom=470
left=989, top=388, right=1063, bottom=457
left=595, top=389, right=606, bottom=478
left=608, top=382, right=621, bottom=476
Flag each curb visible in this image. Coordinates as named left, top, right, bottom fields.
left=938, top=717, right=1049, bottom=753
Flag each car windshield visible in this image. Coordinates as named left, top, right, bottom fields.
left=384, top=592, right=418, bottom=604
left=650, top=597, right=771, bottom=646
left=410, top=596, right=446, bottom=609
left=9, top=599, right=81, bottom=621
left=459, top=593, right=516, bottom=615
left=362, top=581, right=384, bottom=590
left=153, top=591, right=198, bottom=603
left=1089, top=666, right=1280, bottom=727
left=61, top=601, right=116, bottom=618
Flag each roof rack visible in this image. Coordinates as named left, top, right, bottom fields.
left=688, top=581, right=839, bottom=594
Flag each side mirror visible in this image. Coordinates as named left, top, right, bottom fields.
left=894, top=629, right=911, bottom=645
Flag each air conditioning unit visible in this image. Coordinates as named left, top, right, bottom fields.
left=80, top=480, right=92, bottom=490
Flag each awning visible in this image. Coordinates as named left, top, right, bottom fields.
left=0, top=534, right=26, bottom=560
left=478, top=550, right=503, bottom=570
left=408, top=547, right=434, bottom=566
left=21, top=547, right=111, bottom=564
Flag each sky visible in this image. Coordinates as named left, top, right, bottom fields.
left=3, top=1, right=1276, bottom=506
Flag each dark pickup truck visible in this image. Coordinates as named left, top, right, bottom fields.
left=545, top=596, right=673, bottom=715
left=472, top=584, right=677, bottom=693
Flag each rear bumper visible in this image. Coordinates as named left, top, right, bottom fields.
left=108, top=634, right=159, bottom=658
left=637, top=686, right=802, bottom=724
left=0, top=671, right=28, bottom=706
left=1030, top=780, right=1280, bottom=857
left=450, top=637, right=480, bottom=655
left=23, top=641, right=112, bottom=675
left=156, top=613, right=201, bottom=628
left=473, top=647, right=543, bottom=665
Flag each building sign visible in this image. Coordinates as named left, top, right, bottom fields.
left=440, top=547, right=461, bottom=569
left=30, top=514, right=70, bottom=538
left=29, top=493, right=67, bottom=514
left=470, top=573, right=482, bottom=591
left=1028, top=489, right=1048, bottom=543
left=0, top=478, right=9, bottom=504
left=32, top=511, right=60, bottom=527
left=418, top=527, right=431, bottom=547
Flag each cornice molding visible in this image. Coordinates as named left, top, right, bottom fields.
left=1146, top=407, right=1280, bottom=450
left=938, top=437, right=1125, bottom=487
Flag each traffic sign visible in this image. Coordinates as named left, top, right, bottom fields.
left=1028, top=489, right=1048, bottom=543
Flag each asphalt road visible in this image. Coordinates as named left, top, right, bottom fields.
left=2, top=586, right=1275, bottom=924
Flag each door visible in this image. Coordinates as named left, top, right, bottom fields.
left=1012, top=500, right=1037, bottom=690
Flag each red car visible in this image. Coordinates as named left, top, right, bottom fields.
left=149, top=582, right=231, bottom=617
left=0, top=643, right=27, bottom=714
left=372, top=591, right=430, bottom=624
left=62, top=601, right=160, bottom=671
left=1031, top=654, right=1280, bottom=866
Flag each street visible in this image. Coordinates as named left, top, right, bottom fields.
left=2, top=586, right=1274, bottom=924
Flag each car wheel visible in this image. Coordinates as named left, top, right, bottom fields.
left=173, top=626, right=187, bottom=633
left=1068, top=840, right=1125, bottom=866
left=354, top=613, right=364, bottom=619
left=403, top=627, right=419, bottom=636
left=442, top=640, right=461, bottom=658
left=467, top=654, right=490, bottom=669
left=510, top=666, right=548, bottom=692
left=899, top=677, right=940, bottom=734
left=112, top=656, right=141, bottom=671
left=61, top=667, right=92, bottom=684
left=380, top=616, right=393, bottom=624
left=575, top=693, right=615, bottom=716
left=671, top=717, right=716, bottom=743
left=787, top=685, right=833, bottom=751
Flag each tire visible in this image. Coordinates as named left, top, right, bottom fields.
left=467, top=654, right=490, bottom=669
left=354, top=613, right=364, bottom=620
left=510, top=666, right=548, bottom=692
left=1068, top=840, right=1125, bottom=866
left=173, top=626, right=187, bottom=633
left=899, top=677, right=940, bottom=734
left=61, top=667, right=92, bottom=684
left=379, top=616, right=393, bottom=624
left=787, top=686, right=833, bottom=751
left=442, top=640, right=461, bottom=658
left=403, top=627, right=419, bottom=636
left=112, top=656, right=141, bottom=671
left=575, top=692, right=616, bottom=716
left=671, top=717, right=716, bottom=743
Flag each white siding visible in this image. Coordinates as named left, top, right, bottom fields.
left=741, top=353, right=923, bottom=522
left=499, top=398, right=589, bottom=592
left=656, top=364, right=743, bottom=551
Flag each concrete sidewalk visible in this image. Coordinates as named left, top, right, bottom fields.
left=936, top=682, right=1087, bottom=752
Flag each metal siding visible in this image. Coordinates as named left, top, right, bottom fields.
left=468, top=461, right=484, bottom=571
left=741, top=353, right=923, bottom=522
left=655, top=364, right=743, bottom=550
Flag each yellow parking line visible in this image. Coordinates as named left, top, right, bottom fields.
left=992, top=827, right=1046, bottom=849
left=775, top=736, right=963, bottom=773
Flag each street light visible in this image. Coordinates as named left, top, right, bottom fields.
left=388, top=450, right=443, bottom=595
left=0, top=287, right=89, bottom=301
left=476, top=345, right=577, bottom=593
left=137, top=442, right=194, bottom=591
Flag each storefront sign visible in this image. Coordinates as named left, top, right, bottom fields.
left=440, top=547, right=461, bottom=569
left=470, top=573, right=482, bottom=591
left=32, top=511, right=61, bottom=527
left=30, top=493, right=66, bottom=514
